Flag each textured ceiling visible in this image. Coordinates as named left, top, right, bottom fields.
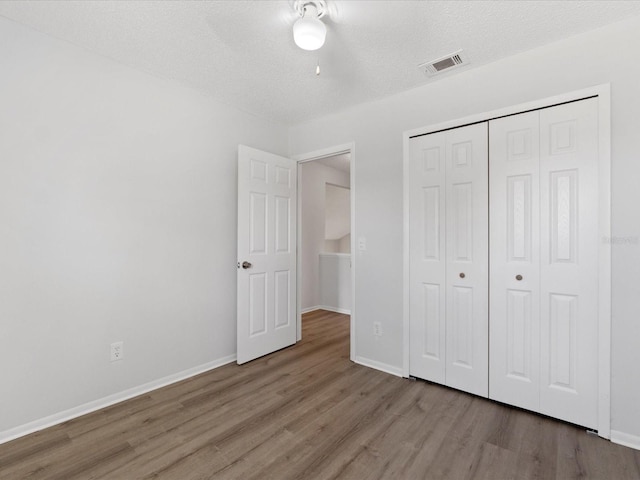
left=1, top=0, right=640, bottom=125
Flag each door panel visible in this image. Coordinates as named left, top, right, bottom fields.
left=275, top=196, right=291, bottom=253
left=549, top=170, right=578, bottom=263
left=451, top=285, right=473, bottom=367
left=505, top=289, right=533, bottom=380
left=409, top=123, right=488, bottom=397
left=490, top=98, right=599, bottom=429
left=422, top=186, right=441, bottom=260
left=238, top=145, right=297, bottom=364
left=489, top=110, right=541, bottom=411
left=250, top=193, right=267, bottom=254
left=548, top=293, right=578, bottom=391
left=507, top=175, right=532, bottom=262
left=451, top=182, right=473, bottom=261
left=445, top=123, right=488, bottom=397
left=539, top=98, right=599, bottom=429
left=409, top=134, right=447, bottom=384
left=421, top=283, right=442, bottom=359
left=274, top=270, right=291, bottom=328
left=249, top=273, right=267, bottom=336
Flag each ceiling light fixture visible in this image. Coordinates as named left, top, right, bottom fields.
left=293, top=0, right=327, bottom=51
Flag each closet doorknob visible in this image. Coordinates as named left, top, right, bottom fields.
left=459, top=273, right=465, bottom=279
left=516, top=274, right=523, bottom=281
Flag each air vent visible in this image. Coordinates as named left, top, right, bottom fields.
left=418, top=50, right=469, bottom=77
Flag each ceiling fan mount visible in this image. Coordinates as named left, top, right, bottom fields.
left=293, top=0, right=327, bottom=20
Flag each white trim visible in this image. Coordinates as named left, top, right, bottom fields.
left=319, top=252, right=351, bottom=258
left=404, top=84, right=608, bottom=139
left=296, top=162, right=303, bottom=342
left=301, top=306, right=352, bottom=315
left=291, top=143, right=353, bottom=163
left=402, top=84, right=611, bottom=435
left=596, top=86, right=612, bottom=440
left=317, top=305, right=351, bottom=315
left=349, top=144, right=356, bottom=362
left=355, top=356, right=403, bottom=377
left=295, top=142, right=356, bottom=362
left=611, top=430, right=640, bottom=451
left=402, top=132, right=411, bottom=378
left=301, top=305, right=322, bottom=314
left=0, top=354, right=236, bottom=445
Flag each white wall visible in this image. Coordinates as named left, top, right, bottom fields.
left=0, top=17, right=288, bottom=439
left=300, top=162, right=350, bottom=310
left=339, top=234, right=351, bottom=254
left=289, top=16, right=640, bottom=440
left=325, top=234, right=350, bottom=254
left=325, top=184, right=351, bottom=243
left=319, top=253, right=351, bottom=313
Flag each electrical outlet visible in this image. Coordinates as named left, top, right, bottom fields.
left=110, top=341, right=124, bottom=362
left=373, top=322, right=382, bottom=336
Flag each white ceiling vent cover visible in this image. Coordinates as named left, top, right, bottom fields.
left=419, top=50, right=469, bottom=77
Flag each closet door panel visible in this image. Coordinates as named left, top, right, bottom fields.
left=409, top=134, right=447, bottom=383
left=539, top=98, right=599, bottom=429
left=445, top=123, right=489, bottom=397
left=489, top=111, right=541, bottom=411
left=409, top=123, right=489, bottom=396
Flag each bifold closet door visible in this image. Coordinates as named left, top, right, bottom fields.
left=489, top=98, right=599, bottom=429
left=488, top=111, right=541, bottom=412
left=409, top=123, right=488, bottom=397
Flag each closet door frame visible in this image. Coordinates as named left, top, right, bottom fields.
left=402, top=84, right=611, bottom=438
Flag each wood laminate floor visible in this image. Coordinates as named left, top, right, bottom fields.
left=2, top=310, right=639, bottom=479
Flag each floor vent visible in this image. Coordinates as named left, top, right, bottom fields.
left=419, top=50, right=469, bottom=77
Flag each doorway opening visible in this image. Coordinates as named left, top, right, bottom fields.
left=296, top=144, right=355, bottom=361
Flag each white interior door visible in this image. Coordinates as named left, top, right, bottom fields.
left=237, top=145, right=297, bottom=364
left=409, top=123, right=488, bottom=397
left=489, top=98, right=599, bottom=429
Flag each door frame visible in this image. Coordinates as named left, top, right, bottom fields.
left=293, top=142, right=356, bottom=362
left=402, top=84, right=611, bottom=438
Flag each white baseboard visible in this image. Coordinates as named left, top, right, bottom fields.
left=300, top=305, right=321, bottom=314
left=0, top=354, right=236, bottom=445
left=355, top=356, right=403, bottom=377
left=611, top=430, right=640, bottom=451
left=318, top=305, right=351, bottom=315
left=301, top=305, right=351, bottom=315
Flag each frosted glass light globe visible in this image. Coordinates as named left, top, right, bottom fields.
left=293, top=14, right=326, bottom=51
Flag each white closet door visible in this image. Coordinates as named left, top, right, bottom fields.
left=409, top=131, right=447, bottom=384
left=409, top=123, right=488, bottom=397
left=489, top=111, right=541, bottom=411
left=539, top=98, right=599, bottom=428
left=489, top=98, right=599, bottom=429
left=445, top=123, right=489, bottom=397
